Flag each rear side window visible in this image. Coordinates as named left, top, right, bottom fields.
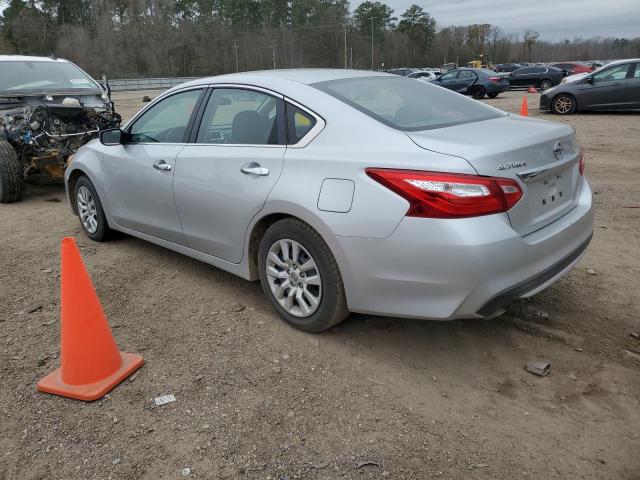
left=313, top=76, right=503, bottom=131
left=286, top=104, right=317, bottom=144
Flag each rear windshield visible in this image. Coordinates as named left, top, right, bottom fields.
left=0, top=61, right=100, bottom=93
left=312, top=76, right=503, bottom=131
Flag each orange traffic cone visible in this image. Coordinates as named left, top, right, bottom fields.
left=520, top=96, right=529, bottom=116
left=37, top=237, right=143, bottom=401
left=527, top=86, right=538, bottom=93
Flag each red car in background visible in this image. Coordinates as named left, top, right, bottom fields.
left=549, top=61, right=595, bottom=76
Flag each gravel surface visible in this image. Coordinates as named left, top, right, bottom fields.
left=1, top=89, right=639, bottom=480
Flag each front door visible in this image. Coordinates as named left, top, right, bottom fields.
left=101, top=88, right=204, bottom=243
left=577, top=63, right=632, bottom=109
left=173, top=87, right=286, bottom=263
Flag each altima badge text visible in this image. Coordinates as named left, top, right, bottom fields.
left=498, top=161, right=527, bottom=171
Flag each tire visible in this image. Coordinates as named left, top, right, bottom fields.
left=551, top=94, right=577, bottom=115
left=487, top=92, right=499, bottom=98
left=258, top=218, right=349, bottom=333
left=540, top=79, right=553, bottom=91
left=74, top=176, right=112, bottom=241
left=0, top=139, right=25, bottom=203
left=471, top=86, right=486, bottom=99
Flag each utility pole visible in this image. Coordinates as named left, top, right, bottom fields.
left=371, top=17, right=374, bottom=70
left=232, top=40, right=239, bottom=72
left=271, top=41, right=277, bottom=69
left=344, top=23, right=347, bottom=69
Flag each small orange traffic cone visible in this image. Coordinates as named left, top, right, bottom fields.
left=37, top=237, right=143, bottom=401
left=527, top=86, right=538, bottom=93
left=520, top=96, right=529, bottom=116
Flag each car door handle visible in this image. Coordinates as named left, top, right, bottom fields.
left=153, top=160, right=172, bottom=171
left=241, top=162, right=269, bottom=176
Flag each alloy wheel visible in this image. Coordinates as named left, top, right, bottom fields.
left=77, top=185, right=99, bottom=234
left=553, top=96, right=574, bottom=114
left=265, top=239, right=322, bottom=318
left=540, top=80, right=552, bottom=90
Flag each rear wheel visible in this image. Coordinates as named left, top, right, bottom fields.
left=471, top=86, right=486, bottom=99
left=75, top=176, right=112, bottom=241
left=487, top=92, right=499, bottom=98
left=551, top=94, right=577, bottom=115
left=258, top=218, right=349, bottom=333
left=0, top=140, right=25, bottom=203
left=540, top=79, right=553, bottom=90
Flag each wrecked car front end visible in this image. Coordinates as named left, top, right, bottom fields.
left=0, top=91, right=120, bottom=178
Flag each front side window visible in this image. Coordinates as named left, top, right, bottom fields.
left=439, top=71, right=458, bottom=81
left=287, top=104, right=317, bottom=144
left=592, top=64, right=630, bottom=82
left=129, top=89, right=202, bottom=143
left=633, top=64, right=640, bottom=78
left=313, top=76, right=503, bottom=131
left=196, top=88, right=283, bottom=145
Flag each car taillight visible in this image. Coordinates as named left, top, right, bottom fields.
left=489, top=76, right=501, bottom=83
left=579, top=147, right=585, bottom=175
left=366, top=169, right=523, bottom=219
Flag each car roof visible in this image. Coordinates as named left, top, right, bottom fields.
left=0, top=55, right=70, bottom=63
left=183, top=69, right=391, bottom=88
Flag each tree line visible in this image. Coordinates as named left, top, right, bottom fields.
left=1, top=0, right=639, bottom=79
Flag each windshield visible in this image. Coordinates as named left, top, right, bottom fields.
left=0, top=61, right=100, bottom=92
left=312, top=76, right=504, bottom=131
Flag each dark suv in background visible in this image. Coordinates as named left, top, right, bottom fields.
left=431, top=68, right=509, bottom=99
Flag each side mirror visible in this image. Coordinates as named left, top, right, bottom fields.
left=586, top=76, right=594, bottom=84
left=100, top=128, right=123, bottom=146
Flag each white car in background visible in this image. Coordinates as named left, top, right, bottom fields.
left=407, top=70, right=438, bottom=82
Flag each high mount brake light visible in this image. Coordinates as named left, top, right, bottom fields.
left=366, top=169, right=523, bottom=219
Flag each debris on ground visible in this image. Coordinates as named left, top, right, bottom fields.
left=154, top=394, right=176, bottom=406
left=142, top=95, right=152, bottom=102
left=630, top=332, right=640, bottom=340
left=525, top=361, right=552, bottom=377
left=622, top=350, right=640, bottom=362
left=586, top=269, right=596, bottom=275
left=356, top=460, right=380, bottom=469
left=181, top=467, right=191, bottom=476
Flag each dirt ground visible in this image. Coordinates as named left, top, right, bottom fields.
left=1, top=89, right=639, bottom=480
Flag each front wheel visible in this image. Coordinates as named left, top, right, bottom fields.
left=0, top=140, right=25, bottom=203
left=551, top=94, right=577, bottom=115
left=258, top=218, right=349, bottom=333
left=74, top=176, right=112, bottom=241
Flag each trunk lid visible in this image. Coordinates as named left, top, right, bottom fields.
left=406, top=114, right=581, bottom=236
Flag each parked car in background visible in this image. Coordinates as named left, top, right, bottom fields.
left=65, top=69, right=593, bottom=332
left=431, top=68, right=509, bottom=99
left=387, top=68, right=419, bottom=77
left=540, top=58, right=640, bottom=114
left=509, top=66, right=564, bottom=90
left=407, top=70, right=438, bottom=82
left=494, top=63, right=521, bottom=73
left=549, top=61, right=594, bottom=76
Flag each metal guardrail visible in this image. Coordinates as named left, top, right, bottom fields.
left=107, top=77, right=201, bottom=91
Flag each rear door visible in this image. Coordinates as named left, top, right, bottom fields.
left=456, top=70, right=477, bottom=92
left=510, top=67, right=533, bottom=87
left=172, top=87, right=286, bottom=263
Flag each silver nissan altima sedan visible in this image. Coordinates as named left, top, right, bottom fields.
left=65, top=69, right=593, bottom=332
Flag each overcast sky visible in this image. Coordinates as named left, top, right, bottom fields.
left=354, top=0, right=640, bottom=40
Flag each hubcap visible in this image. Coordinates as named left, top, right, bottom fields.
left=554, top=96, right=572, bottom=114
left=265, top=239, right=322, bottom=318
left=541, top=80, right=551, bottom=90
left=77, top=186, right=98, bottom=234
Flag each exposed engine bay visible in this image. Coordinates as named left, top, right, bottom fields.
left=0, top=94, right=121, bottom=178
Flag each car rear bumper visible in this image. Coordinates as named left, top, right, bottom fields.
left=325, top=177, right=593, bottom=320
